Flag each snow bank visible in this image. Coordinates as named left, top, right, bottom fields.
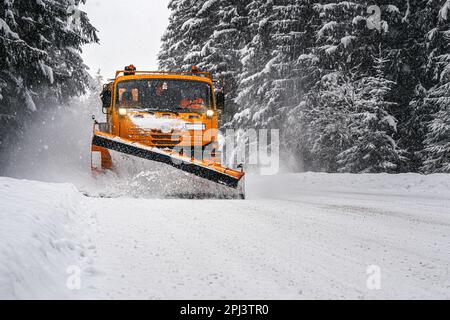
left=84, top=172, right=450, bottom=299
left=1, top=173, right=449, bottom=299
left=0, top=178, right=92, bottom=299
left=247, top=172, right=450, bottom=200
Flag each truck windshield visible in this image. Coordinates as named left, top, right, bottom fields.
left=116, top=79, right=213, bottom=113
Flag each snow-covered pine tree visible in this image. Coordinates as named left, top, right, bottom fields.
left=265, top=0, right=317, bottom=123
left=399, top=0, right=450, bottom=171
left=0, top=0, right=98, bottom=165
left=310, top=1, right=410, bottom=82
left=177, top=0, right=219, bottom=70
left=268, top=0, right=322, bottom=165
left=421, top=82, right=450, bottom=173
left=421, top=0, right=450, bottom=173
left=158, top=0, right=209, bottom=71
left=390, top=0, right=445, bottom=171
left=157, top=0, right=448, bottom=173
left=159, top=0, right=248, bottom=122
left=195, top=0, right=248, bottom=121
left=296, top=1, right=403, bottom=172
left=404, top=84, right=432, bottom=170
left=337, top=53, right=406, bottom=173
left=311, top=1, right=374, bottom=74
left=232, top=0, right=275, bottom=130
left=296, top=71, right=356, bottom=172
left=233, top=0, right=316, bottom=132
left=158, top=0, right=186, bottom=70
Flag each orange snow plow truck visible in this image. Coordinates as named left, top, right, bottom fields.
left=91, top=65, right=245, bottom=198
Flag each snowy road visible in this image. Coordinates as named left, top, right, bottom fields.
left=1, top=173, right=450, bottom=299
left=80, top=174, right=450, bottom=299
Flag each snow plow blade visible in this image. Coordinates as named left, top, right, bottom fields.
left=92, top=131, right=245, bottom=189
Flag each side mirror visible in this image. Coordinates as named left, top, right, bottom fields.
left=215, top=91, right=225, bottom=112
left=101, top=90, right=112, bottom=109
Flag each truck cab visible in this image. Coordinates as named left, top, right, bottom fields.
left=100, top=65, right=225, bottom=158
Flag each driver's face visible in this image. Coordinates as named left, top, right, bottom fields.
left=156, top=82, right=168, bottom=95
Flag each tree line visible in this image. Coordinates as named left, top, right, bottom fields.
left=0, top=0, right=98, bottom=170
left=159, top=0, right=450, bottom=174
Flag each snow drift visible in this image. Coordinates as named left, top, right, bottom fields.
left=1, top=173, right=450, bottom=299
left=0, top=178, right=93, bottom=299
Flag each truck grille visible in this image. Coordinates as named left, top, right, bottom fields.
left=127, top=129, right=182, bottom=146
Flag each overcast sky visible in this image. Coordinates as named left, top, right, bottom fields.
left=81, top=0, right=170, bottom=80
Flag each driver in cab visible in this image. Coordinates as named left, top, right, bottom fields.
left=152, top=81, right=172, bottom=109
left=180, top=87, right=205, bottom=110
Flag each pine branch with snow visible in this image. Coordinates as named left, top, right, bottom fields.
left=0, top=0, right=98, bottom=164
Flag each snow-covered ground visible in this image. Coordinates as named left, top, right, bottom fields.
left=0, top=179, right=94, bottom=299
left=1, top=173, right=450, bottom=299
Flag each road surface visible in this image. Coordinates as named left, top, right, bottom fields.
left=81, top=174, right=450, bottom=299
left=1, top=173, right=449, bottom=299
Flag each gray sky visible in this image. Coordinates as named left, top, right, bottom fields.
left=81, top=0, right=170, bottom=80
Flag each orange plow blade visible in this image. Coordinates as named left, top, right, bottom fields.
left=92, top=131, right=245, bottom=189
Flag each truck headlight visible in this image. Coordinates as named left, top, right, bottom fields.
left=206, top=110, right=214, bottom=118
left=185, top=123, right=206, bottom=131
left=119, top=108, right=127, bottom=116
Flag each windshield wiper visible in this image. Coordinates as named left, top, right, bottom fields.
left=140, top=108, right=179, bottom=115
left=172, top=107, right=206, bottom=115
left=138, top=106, right=208, bottom=116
